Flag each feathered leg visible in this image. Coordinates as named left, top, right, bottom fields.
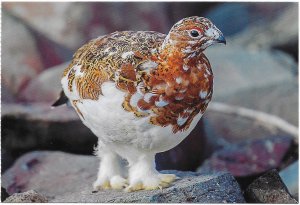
left=125, top=153, right=176, bottom=192
left=93, top=147, right=128, bottom=190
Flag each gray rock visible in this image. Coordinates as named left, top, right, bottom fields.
left=2, top=151, right=245, bottom=203
left=1, top=84, right=16, bottom=103
left=2, top=10, right=44, bottom=96
left=230, top=5, right=298, bottom=52
left=205, top=2, right=292, bottom=37
left=205, top=3, right=250, bottom=36
left=54, top=171, right=245, bottom=203
left=1, top=103, right=95, bottom=172
left=205, top=46, right=298, bottom=126
left=3, top=2, right=90, bottom=50
left=1, top=187, right=9, bottom=201
left=203, top=109, right=293, bottom=146
left=245, top=169, right=298, bottom=203
left=19, top=62, right=70, bottom=103
left=4, top=190, right=48, bottom=203
left=201, top=44, right=298, bottom=174
left=197, top=135, right=293, bottom=177
left=3, top=2, right=171, bottom=50
left=1, top=103, right=97, bottom=156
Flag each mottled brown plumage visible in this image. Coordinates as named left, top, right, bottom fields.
left=60, top=17, right=225, bottom=133
left=56, top=16, right=226, bottom=191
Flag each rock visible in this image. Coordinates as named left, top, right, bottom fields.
left=279, top=161, right=299, bottom=197
left=19, top=62, right=69, bottom=103
left=2, top=151, right=245, bottom=203
left=206, top=2, right=292, bottom=37
left=3, top=2, right=170, bottom=50
left=1, top=187, right=10, bottom=202
left=1, top=102, right=96, bottom=172
left=203, top=44, right=298, bottom=152
left=4, top=190, right=48, bottom=203
left=1, top=103, right=97, bottom=157
left=1, top=148, right=15, bottom=174
left=203, top=109, right=294, bottom=145
left=2, top=10, right=43, bottom=97
left=206, top=46, right=298, bottom=126
left=230, top=5, right=298, bottom=59
left=86, top=2, right=170, bottom=35
left=169, top=2, right=219, bottom=24
left=245, top=169, right=297, bottom=203
left=201, top=109, right=297, bottom=190
left=198, top=135, right=293, bottom=177
left=205, top=3, right=250, bottom=36
left=3, top=2, right=90, bottom=50
left=2, top=84, right=16, bottom=103
left=29, top=30, right=73, bottom=69
left=54, top=172, right=245, bottom=203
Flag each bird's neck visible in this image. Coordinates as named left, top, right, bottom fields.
left=149, top=35, right=206, bottom=85
left=156, top=43, right=201, bottom=74
left=159, top=44, right=201, bottom=65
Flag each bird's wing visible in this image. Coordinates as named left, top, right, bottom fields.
left=53, top=31, right=165, bottom=107
left=61, top=31, right=165, bottom=102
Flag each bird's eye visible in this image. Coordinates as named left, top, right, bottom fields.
left=190, top=30, right=200, bottom=38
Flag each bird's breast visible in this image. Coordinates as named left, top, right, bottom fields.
left=123, top=52, right=213, bottom=134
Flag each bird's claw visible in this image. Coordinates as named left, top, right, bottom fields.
left=125, top=174, right=178, bottom=192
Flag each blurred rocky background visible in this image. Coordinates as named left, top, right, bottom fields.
left=1, top=2, right=298, bottom=203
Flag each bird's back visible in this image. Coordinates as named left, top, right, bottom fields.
left=63, top=31, right=166, bottom=90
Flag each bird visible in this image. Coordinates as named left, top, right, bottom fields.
left=53, top=16, right=226, bottom=192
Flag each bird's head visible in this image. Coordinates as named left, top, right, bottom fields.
left=162, top=16, right=226, bottom=54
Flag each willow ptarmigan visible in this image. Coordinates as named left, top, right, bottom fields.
left=53, top=16, right=226, bottom=192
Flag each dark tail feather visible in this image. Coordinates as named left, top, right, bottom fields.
left=52, top=90, right=69, bottom=107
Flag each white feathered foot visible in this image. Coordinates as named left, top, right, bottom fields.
left=93, top=150, right=128, bottom=191
left=125, top=153, right=177, bottom=192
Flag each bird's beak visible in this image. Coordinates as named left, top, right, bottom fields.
left=201, top=26, right=226, bottom=51
left=216, top=33, right=226, bottom=45
left=205, top=25, right=226, bottom=45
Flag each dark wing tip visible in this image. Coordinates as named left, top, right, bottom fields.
left=52, top=90, right=69, bottom=107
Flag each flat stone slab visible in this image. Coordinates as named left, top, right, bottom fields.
left=2, top=151, right=245, bottom=203
left=53, top=171, right=244, bottom=203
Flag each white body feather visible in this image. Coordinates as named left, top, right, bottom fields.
left=62, top=75, right=204, bottom=190
left=62, top=76, right=202, bottom=161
